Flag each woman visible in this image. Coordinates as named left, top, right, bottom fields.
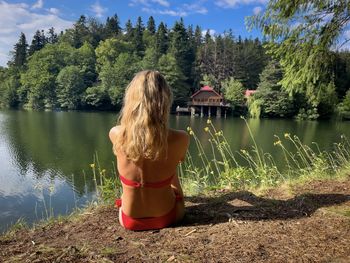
left=109, top=70, right=189, bottom=231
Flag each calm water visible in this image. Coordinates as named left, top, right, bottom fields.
left=1, top=109, right=350, bottom=233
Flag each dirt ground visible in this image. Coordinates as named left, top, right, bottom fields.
left=1, top=177, right=350, bottom=263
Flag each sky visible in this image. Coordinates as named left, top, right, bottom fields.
left=0, top=0, right=268, bottom=66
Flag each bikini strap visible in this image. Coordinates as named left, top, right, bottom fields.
left=119, top=174, right=174, bottom=188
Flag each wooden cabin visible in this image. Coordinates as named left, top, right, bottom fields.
left=177, top=86, right=230, bottom=117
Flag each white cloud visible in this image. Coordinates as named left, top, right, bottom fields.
left=140, top=1, right=208, bottom=17
left=159, top=9, right=188, bottom=16
left=216, top=0, right=267, bottom=8
left=31, top=0, right=43, bottom=9
left=253, top=6, right=262, bottom=15
left=152, top=0, right=170, bottom=7
left=48, top=7, right=60, bottom=15
left=183, top=3, right=208, bottom=15
left=130, top=0, right=170, bottom=7
left=90, top=1, right=107, bottom=18
left=0, top=1, right=72, bottom=67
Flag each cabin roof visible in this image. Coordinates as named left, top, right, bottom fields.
left=244, top=89, right=257, bottom=97
left=191, top=86, right=223, bottom=99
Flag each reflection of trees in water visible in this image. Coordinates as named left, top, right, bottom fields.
left=4, top=110, right=117, bottom=195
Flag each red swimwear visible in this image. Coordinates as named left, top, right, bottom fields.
left=115, top=174, right=183, bottom=231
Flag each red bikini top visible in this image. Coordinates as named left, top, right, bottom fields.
left=119, top=174, right=174, bottom=188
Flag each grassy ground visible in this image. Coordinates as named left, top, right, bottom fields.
left=1, top=175, right=349, bottom=263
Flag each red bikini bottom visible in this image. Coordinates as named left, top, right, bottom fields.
left=115, top=195, right=182, bottom=231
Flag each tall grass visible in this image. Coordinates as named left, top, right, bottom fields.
left=180, top=117, right=350, bottom=195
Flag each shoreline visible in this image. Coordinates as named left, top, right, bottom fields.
left=1, top=175, right=349, bottom=262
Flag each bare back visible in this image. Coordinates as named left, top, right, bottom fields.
left=109, top=127, right=189, bottom=219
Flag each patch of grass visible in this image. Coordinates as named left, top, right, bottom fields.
left=2, top=218, right=28, bottom=238
left=326, top=206, right=350, bottom=218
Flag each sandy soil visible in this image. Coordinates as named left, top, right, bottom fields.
left=1, top=177, right=350, bottom=263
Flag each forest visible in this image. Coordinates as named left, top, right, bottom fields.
left=0, top=14, right=350, bottom=120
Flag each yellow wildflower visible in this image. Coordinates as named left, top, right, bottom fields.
left=189, top=130, right=194, bottom=135
left=206, top=119, right=211, bottom=124
left=284, top=133, right=290, bottom=138
left=204, top=127, right=209, bottom=132
left=187, top=126, right=191, bottom=132
left=90, top=163, right=95, bottom=168
left=273, top=140, right=282, bottom=146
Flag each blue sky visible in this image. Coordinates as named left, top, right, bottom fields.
left=0, top=0, right=267, bottom=66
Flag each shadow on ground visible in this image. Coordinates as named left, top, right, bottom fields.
left=182, top=191, right=350, bottom=226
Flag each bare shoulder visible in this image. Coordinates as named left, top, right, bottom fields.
left=169, top=129, right=190, bottom=146
left=109, top=125, right=121, bottom=143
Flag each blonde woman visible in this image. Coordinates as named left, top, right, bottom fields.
left=109, top=70, right=189, bottom=231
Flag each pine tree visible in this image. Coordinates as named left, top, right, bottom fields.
left=124, top=19, right=134, bottom=41
left=147, top=16, right=156, bottom=34
left=47, top=27, right=58, bottom=44
left=169, top=19, right=194, bottom=82
left=133, top=17, right=145, bottom=56
left=105, top=14, right=121, bottom=38
left=28, top=30, right=46, bottom=56
left=155, top=22, right=168, bottom=55
left=72, top=15, right=91, bottom=48
left=12, top=32, right=28, bottom=67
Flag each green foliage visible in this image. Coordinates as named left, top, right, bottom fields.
left=99, top=52, right=141, bottom=106
left=0, top=70, right=20, bottom=107
left=95, top=38, right=133, bottom=72
left=158, top=53, right=189, bottom=105
left=83, top=85, right=110, bottom=109
left=140, top=47, right=158, bottom=70
left=11, top=32, right=28, bottom=68
left=247, top=0, right=349, bottom=106
left=337, top=90, right=350, bottom=120
left=249, top=59, right=295, bottom=118
left=222, top=77, right=245, bottom=106
left=200, top=74, right=215, bottom=87
left=20, top=43, right=75, bottom=108
left=258, top=60, right=283, bottom=92
left=56, top=66, right=86, bottom=109
left=248, top=98, right=263, bottom=118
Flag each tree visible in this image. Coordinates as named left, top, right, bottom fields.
left=20, top=43, right=75, bottom=108
left=124, top=19, right=134, bottom=41
left=155, top=22, right=168, bottom=55
left=105, top=14, right=121, bottom=38
left=133, top=17, right=145, bottom=56
left=158, top=53, right=189, bottom=105
left=56, top=66, right=86, bottom=109
left=147, top=16, right=156, bottom=34
left=249, top=59, right=295, bottom=118
left=72, top=15, right=91, bottom=48
left=0, top=69, right=20, bottom=107
left=169, top=19, right=193, bottom=82
left=258, top=59, right=283, bottom=92
left=99, top=53, right=140, bottom=107
left=247, top=0, right=350, bottom=105
left=47, top=27, right=58, bottom=44
left=140, top=47, right=158, bottom=70
left=95, top=38, right=133, bottom=72
left=28, top=30, right=46, bottom=56
left=222, top=77, right=245, bottom=106
left=12, top=32, right=28, bottom=68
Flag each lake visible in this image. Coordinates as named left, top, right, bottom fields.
left=1, top=109, right=350, bottom=233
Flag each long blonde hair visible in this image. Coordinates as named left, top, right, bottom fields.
left=114, top=70, right=172, bottom=161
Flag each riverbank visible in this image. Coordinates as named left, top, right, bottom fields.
left=1, top=176, right=349, bottom=262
